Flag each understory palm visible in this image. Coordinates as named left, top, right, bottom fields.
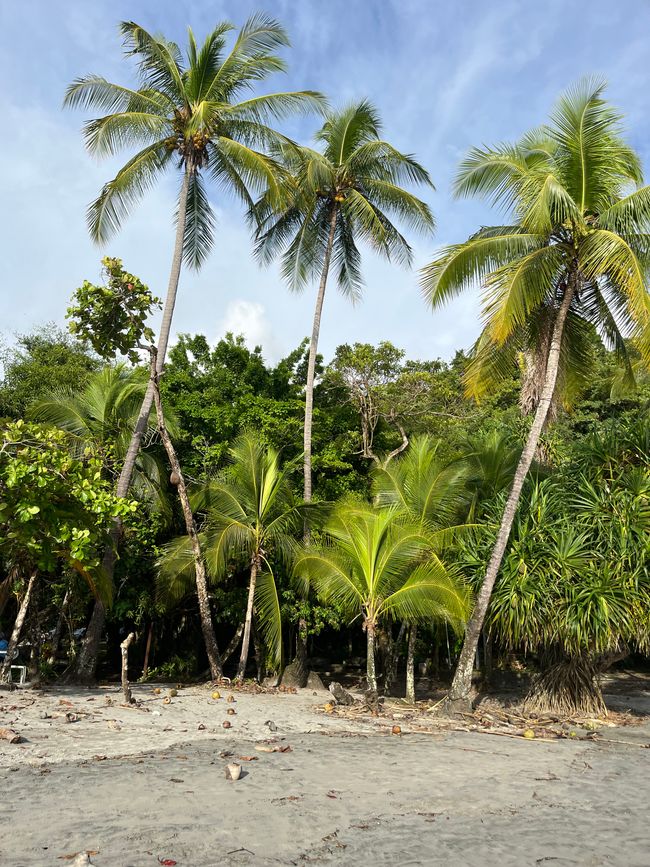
left=158, top=433, right=305, bottom=679
left=254, top=100, right=434, bottom=502
left=420, top=77, right=650, bottom=703
left=65, top=16, right=323, bottom=679
left=30, top=365, right=169, bottom=513
left=295, top=500, right=469, bottom=692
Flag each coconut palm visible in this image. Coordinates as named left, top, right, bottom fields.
left=371, top=435, right=471, bottom=698
left=295, top=500, right=469, bottom=692
left=420, top=77, right=650, bottom=704
left=254, top=101, right=435, bottom=502
left=158, top=433, right=306, bottom=679
left=64, top=16, right=324, bottom=679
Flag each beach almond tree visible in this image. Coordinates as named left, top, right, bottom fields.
left=64, top=16, right=325, bottom=680
left=420, top=77, right=650, bottom=706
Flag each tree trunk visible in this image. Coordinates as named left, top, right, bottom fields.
left=303, top=206, right=338, bottom=502
left=1, top=572, right=37, bottom=682
left=48, top=585, right=71, bottom=665
left=406, top=625, right=417, bottom=703
left=120, top=632, right=136, bottom=704
left=384, top=620, right=407, bottom=692
left=237, top=556, right=259, bottom=681
left=366, top=621, right=377, bottom=693
left=150, top=352, right=223, bottom=681
left=74, top=163, right=193, bottom=683
left=448, top=279, right=577, bottom=705
left=292, top=207, right=338, bottom=679
left=141, top=621, right=154, bottom=680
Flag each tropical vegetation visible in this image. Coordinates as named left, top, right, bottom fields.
left=0, top=19, right=648, bottom=719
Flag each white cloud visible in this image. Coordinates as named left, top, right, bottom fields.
left=215, top=300, right=284, bottom=363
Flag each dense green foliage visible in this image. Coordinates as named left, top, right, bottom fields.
left=1, top=23, right=648, bottom=711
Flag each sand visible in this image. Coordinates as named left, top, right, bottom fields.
left=1, top=680, right=649, bottom=866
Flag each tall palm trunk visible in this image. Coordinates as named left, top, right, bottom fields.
left=150, top=352, right=223, bottom=681
left=74, top=163, right=193, bottom=683
left=406, top=625, right=417, bottom=703
left=1, top=571, right=37, bottom=682
left=448, top=278, right=577, bottom=705
left=237, top=554, right=260, bottom=681
left=366, top=621, right=378, bottom=693
left=303, top=206, right=338, bottom=502
left=291, top=207, right=338, bottom=680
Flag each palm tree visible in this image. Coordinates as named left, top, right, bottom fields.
left=372, top=435, right=471, bottom=698
left=30, top=364, right=168, bottom=511
left=420, top=77, right=650, bottom=706
left=158, top=433, right=305, bottom=679
left=254, top=100, right=435, bottom=503
left=295, top=500, right=469, bottom=693
left=64, top=17, right=325, bottom=679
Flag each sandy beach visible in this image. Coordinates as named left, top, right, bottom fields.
left=1, top=679, right=649, bottom=867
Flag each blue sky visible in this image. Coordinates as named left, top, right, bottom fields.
left=2, top=0, right=649, bottom=366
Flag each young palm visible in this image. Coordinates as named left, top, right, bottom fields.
left=158, top=433, right=305, bottom=679
left=420, top=77, right=650, bottom=704
left=254, top=101, right=435, bottom=502
left=29, top=365, right=169, bottom=512
left=371, top=435, right=471, bottom=698
left=295, top=500, right=469, bottom=692
left=64, top=17, right=324, bottom=679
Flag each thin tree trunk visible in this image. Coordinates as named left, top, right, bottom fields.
left=48, top=585, right=71, bottom=665
left=366, top=622, right=377, bottom=693
left=120, top=632, right=136, bottom=704
left=237, top=557, right=259, bottom=681
left=448, top=278, right=577, bottom=705
left=252, top=619, right=264, bottom=683
left=74, top=163, right=193, bottom=683
left=150, top=351, right=223, bottom=681
left=1, top=572, right=37, bottom=682
left=293, top=207, right=338, bottom=678
left=141, top=621, right=154, bottom=680
left=406, top=625, right=417, bottom=703
left=303, top=206, right=338, bottom=502
left=384, top=620, right=407, bottom=692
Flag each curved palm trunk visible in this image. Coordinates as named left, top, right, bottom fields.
left=74, top=164, right=193, bottom=683
left=237, top=555, right=260, bottom=681
left=303, top=206, right=338, bottom=502
left=150, top=353, right=223, bottom=681
left=1, top=572, right=37, bottom=682
left=449, top=278, right=577, bottom=705
left=366, top=621, right=378, bottom=693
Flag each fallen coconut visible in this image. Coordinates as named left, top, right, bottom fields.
left=523, top=729, right=535, bottom=739
left=392, top=725, right=402, bottom=735
left=226, top=708, right=236, bottom=716
left=168, top=688, right=178, bottom=697
left=222, top=720, right=232, bottom=729
left=211, top=691, right=221, bottom=700
left=227, top=694, right=236, bottom=703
